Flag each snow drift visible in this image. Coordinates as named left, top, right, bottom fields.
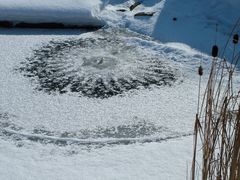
left=0, top=0, right=106, bottom=28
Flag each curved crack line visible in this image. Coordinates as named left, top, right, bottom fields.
left=0, top=127, right=192, bottom=146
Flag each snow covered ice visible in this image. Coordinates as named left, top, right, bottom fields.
left=0, top=0, right=240, bottom=179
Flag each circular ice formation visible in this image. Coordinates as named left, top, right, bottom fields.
left=20, top=29, right=178, bottom=98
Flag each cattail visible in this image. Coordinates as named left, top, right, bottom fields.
left=233, top=34, right=239, bottom=44
left=212, top=45, right=218, bottom=57
left=198, top=66, right=203, bottom=76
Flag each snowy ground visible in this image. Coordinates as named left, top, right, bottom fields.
left=0, top=136, right=195, bottom=180
left=0, top=0, right=239, bottom=179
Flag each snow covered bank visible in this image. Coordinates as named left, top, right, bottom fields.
left=150, top=0, right=240, bottom=57
left=0, top=0, right=106, bottom=28
left=102, top=0, right=240, bottom=58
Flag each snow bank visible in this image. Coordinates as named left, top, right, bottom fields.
left=150, top=0, right=240, bottom=57
left=0, top=0, right=106, bottom=27
left=103, top=0, right=239, bottom=57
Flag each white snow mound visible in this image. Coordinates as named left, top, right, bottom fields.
left=0, top=0, right=106, bottom=27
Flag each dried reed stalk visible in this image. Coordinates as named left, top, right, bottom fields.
left=192, top=24, right=240, bottom=180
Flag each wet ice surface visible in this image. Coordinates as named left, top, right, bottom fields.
left=19, top=28, right=179, bottom=98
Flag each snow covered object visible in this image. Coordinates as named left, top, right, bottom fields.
left=0, top=0, right=106, bottom=28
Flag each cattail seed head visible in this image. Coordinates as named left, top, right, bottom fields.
left=233, top=34, right=239, bottom=44
left=198, top=66, right=203, bottom=76
left=212, top=45, right=218, bottom=57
